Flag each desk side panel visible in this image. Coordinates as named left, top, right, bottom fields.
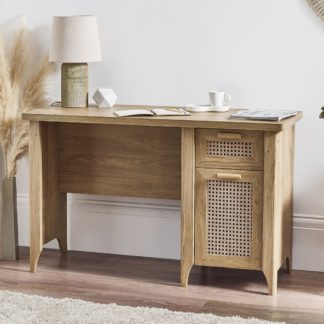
left=58, top=123, right=181, bottom=199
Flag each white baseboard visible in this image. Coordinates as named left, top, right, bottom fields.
left=291, top=213, right=324, bottom=271
left=2, top=194, right=324, bottom=271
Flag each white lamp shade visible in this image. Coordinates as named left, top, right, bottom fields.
left=49, top=15, right=102, bottom=63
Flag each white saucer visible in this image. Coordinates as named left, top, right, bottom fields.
left=185, top=104, right=230, bottom=113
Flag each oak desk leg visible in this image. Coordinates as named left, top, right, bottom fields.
left=284, top=126, right=295, bottom=275
left=181, top=128, right=195, bottom=287
left=29, top=122, right=67, bottom=273
left=29, top=121, right=44, bottom=272
left=263, top=131, right=279, bottom=296
left=263, top=129, right=295, bottom=295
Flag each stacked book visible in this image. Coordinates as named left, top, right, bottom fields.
left=230, top=110, right=297, bottom=121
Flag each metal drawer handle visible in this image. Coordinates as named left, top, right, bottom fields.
left=216, top=173, right=242, bottom=180
left=217, top=133, right=242, bottom=140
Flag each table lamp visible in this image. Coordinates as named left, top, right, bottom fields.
left=49, top=15, right=102, bottom=108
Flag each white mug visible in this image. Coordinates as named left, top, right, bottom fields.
left=209, top=91, right=231, bottom=109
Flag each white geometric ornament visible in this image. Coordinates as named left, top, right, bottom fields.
left=93, top=88, right=118, bottom=108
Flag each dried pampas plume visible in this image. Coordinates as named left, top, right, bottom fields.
left=0, top=23, right=55, bottom=177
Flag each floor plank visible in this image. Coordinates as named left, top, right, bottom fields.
left=0, top=247, right=323, bottom=324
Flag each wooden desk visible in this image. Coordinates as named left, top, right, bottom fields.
left=22, top=105, right=302, bottom=295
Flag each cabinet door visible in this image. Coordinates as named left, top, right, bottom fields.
left=195, top=168, right=263, bottom=270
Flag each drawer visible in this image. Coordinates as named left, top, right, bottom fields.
left=196, top=129, right=264, bottom=170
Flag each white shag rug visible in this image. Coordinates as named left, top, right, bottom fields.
left=0, top=290, right=284, bottom=324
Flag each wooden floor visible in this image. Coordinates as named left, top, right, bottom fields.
left=0, top=247, right=323, bottom=324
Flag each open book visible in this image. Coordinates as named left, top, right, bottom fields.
left=230, top=110, right=298, bottom=121
left=114, top=108, right=190, bottom=117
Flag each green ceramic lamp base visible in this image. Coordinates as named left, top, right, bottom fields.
left=61, top=63, right=88, bottom=108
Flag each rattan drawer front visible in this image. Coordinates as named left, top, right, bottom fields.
left=195, top=168, right=263, bottom=270
left=196, top=130, right=264, bottom=170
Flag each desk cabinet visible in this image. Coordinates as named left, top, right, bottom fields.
left=195, top=129, right=263, bottom=271
left=181, top=127, right=296, bottom=296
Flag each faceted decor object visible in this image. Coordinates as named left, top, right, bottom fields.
left=93, top=88, right=118, bottom=108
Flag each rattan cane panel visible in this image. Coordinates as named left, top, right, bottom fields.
left=206, top=179, right=253, bottom=257
left=207, top=140, right=253, bottom=158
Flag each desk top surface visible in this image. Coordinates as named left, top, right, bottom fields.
left=22, top=105, right=302, bottom=132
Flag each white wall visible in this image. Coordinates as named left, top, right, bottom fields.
left=1, top=0, right=324, bottom=270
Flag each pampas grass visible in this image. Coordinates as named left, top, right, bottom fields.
left=0, top=24, right=55, bottom=177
